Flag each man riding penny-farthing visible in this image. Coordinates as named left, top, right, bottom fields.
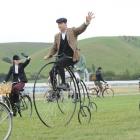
left=33, top=12, right=95, bottom=127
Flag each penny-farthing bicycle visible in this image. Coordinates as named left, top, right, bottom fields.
left=33, top=55, right=91, bottom=127
left=78, top=79, right=97, bottom=112
left=64, top=68, right=92, bottom=124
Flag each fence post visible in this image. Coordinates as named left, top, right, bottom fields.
left=139, top=78, right=140, bottom=91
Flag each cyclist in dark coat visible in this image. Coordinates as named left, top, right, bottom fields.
left=4, top=55, right=31, bottom=116
left=95, top=67, right=106, bottom=95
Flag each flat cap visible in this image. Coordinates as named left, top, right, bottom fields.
left=56, top=18, right=67, bottom=23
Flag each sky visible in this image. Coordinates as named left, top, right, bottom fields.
left=0, top=0, right=139, bottom=43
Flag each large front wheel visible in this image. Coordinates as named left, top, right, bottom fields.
left=33, top=62, right=78, bottom=127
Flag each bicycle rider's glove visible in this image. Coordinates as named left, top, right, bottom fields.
left=27, top=56, right=31, bottom=60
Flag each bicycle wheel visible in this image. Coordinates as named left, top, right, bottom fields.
left=78, top=80, right=86, bottom=104
left=78, top=106, right=91, bottom=124
left=79, top=80, right=91, bottom=104
left=33, top=62, right=78, bottom=127
left=3, top=96, right=12, bottom=110
left=102, top=88, right=114, bottom=97
left=79, top=81, right=98, bottom=111
left=88, top=101, right=97, bottom=112
left=0, top=102, right=12, bottom=140
left=19, top=95, right=32, bottom=117
left=68, top=72, right=92, bottom=124
left=88, top=87, right=98, bottom=99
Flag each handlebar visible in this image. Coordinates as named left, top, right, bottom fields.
left=54, top=53, right=72, bottom=59
left=53, top=54, right=63, bottom=58
left=51, top=54, right=73, bottom=61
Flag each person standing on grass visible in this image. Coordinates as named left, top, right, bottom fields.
left=44, top=12, right=95, bottom=89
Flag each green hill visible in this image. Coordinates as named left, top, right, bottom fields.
left=0, top=42, right=51, bottom=75
left=0, top=36, right=140, bottom=79
left=78, top=36, right=140, bottom=75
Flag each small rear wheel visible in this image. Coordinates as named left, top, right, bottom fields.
left=78, top=106, right=91, bottom=124
left=88, top=102, right=97, bottom=112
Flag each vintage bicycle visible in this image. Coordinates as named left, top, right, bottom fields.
left=33, top=54, right=92, bottom=127
left=88, top=82, right=114, bottom=98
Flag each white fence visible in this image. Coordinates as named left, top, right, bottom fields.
left=24, top=80, right=139, bottom=94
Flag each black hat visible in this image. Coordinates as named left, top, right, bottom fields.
left=98, top=67, right=102, bottom=70
left=56, top=18, right=67, bottom=24
left=13, top=55, right=20, bottom=60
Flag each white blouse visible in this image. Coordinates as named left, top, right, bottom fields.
left=15, top=65, right=19, bottom=74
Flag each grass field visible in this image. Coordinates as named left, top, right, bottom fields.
left=7, top=94, right=140, bottom=140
